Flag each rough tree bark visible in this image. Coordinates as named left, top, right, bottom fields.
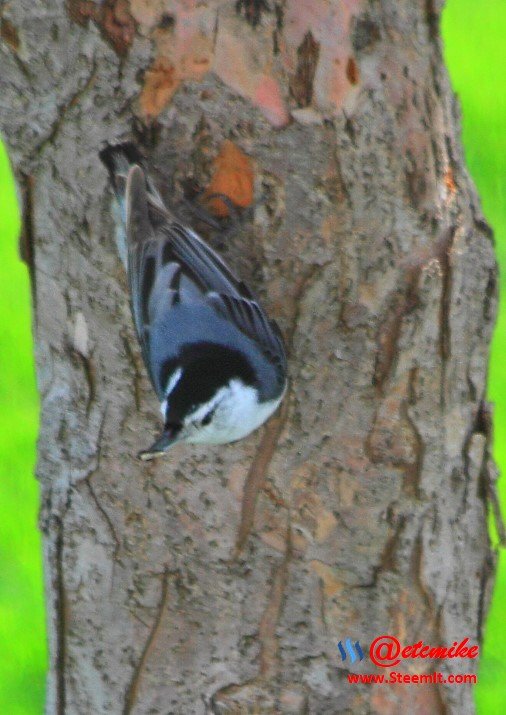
left=1, top=0, right=499, bottom=713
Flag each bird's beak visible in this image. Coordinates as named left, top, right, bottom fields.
left=138, top=427, right=181, bottom=461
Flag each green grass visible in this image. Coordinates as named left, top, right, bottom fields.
left=0, top=2, right=505, bottom=711
left=443, top=2, right=506, bottom=712
left=0, top=144, right=46, bottom=712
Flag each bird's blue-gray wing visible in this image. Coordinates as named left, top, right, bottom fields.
left=206, top=292, right=286, bottom=388
left=126, top=164, right=286, bottom=399
left=162, top=224, right=286, bottom=370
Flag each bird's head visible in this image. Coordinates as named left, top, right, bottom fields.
left=138, top=345, right=259, bottom=460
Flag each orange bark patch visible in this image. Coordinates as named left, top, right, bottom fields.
left=67, top=0, right=135, bottom=56
left=444, top=167, right=456, bottom=195
left=102, top=0, right=135, bottom=55
left=204, top=141, right=254, bottom=217
left=1, top=17, right=20, bottom=51
left=67, top=0, right=96, bottom=23
left=139, top=57, right=179, bottom=119
left=310, top=561, right=344, bottom=598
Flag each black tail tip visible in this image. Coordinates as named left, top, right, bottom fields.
left=99, top=140, right=144, bottom=176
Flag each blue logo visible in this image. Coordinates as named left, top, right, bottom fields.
left=338, top=639, right=364, bottom=664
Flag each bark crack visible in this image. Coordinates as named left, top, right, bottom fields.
left=235, top=0, right=270, bottom=27
left=85, top=479, right=120, bottom=563
left=81, top=408, right=121, bottom=581
left=210, top=524, right=292, bottom=710
left=121, top=331, right=143, bottom=411
left=233, top=264, right=323, bottom=555
left=258, top=522, right=292, bottom=678
left=19, top=173, right=37, bottom=314
left=123, top=568, right=169, bottom=715
left=234, top=398, right=289, bottom=556
left=438, top=227, right=456, bottom=408
left=474, top=402, right=506, bottom=545
left=373, top=270, right=419, bottom=392
left=34, top=60, right=97, bottom=156
left=74, top=350, right=96, bottom=417
left=411, top=522, right=438, bottom=618
left=370, top=515, right=406, bottom=583
left=401, top=366, right=425, bottom=499
left=477, top=552, right=496, bottom=642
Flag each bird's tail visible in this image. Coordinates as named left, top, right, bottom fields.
left=99, top=142, right=145, bottom=210
left=100, top=142, right=169, bottom=266
left=100, top=143, right=143, bottom=266
left=100, top=141, right=167, bottom=216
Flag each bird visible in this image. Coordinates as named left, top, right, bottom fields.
left=99, top=142, right=287, bottom=460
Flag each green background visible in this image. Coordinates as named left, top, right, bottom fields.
left=0, top=2, right=504, bottom=711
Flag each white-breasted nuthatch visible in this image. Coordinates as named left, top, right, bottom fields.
left=100, top=143, right=287, bottom=460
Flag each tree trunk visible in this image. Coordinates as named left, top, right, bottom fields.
left=1, top=0, right=499, bottom=713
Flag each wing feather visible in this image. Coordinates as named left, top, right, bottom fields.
left=207, top=292, right=286, bottom=375
left=124, top=164, right=287, bottom=396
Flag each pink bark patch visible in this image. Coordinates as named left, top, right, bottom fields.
left=254, top=75, right=291, bottom=128
left=282, top=0, right=363, bottom=114
left=133, top=0, right=362, bottom=124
